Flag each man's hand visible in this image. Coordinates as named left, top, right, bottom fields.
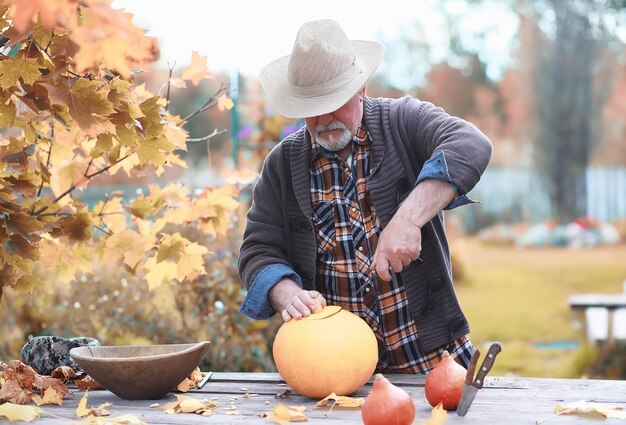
left=372, top=179, right=455, bottom=281
left=269, top=278, right=327, bottom=321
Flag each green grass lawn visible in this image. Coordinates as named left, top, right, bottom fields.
left=452, top=237, right=626, bottom=378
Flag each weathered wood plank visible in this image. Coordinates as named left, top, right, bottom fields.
left=34, top=374, right=626, bottom=424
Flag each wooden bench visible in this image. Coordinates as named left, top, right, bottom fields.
left=569, top=286, right=626, bottom=345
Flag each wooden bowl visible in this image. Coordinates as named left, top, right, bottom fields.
left=70, top=341, right=210, bottom=400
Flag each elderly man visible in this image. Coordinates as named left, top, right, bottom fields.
left=238, top=19, right=492, bottom=373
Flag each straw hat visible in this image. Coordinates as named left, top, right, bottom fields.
left=259, top=19, right=385, bottom=119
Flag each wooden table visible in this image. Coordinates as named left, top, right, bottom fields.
left=41, top=372, right=626, bottom=424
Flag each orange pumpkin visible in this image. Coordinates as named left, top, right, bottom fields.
left=272, top=305, right=378, bottom=399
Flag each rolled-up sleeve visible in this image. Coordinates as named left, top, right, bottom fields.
left=240, top=264, right=303, bottom=320
left=415, top=151, right=477, bottom=210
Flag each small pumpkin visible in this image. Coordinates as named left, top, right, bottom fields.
left=362, top=373, right=415, bottom=425
left=272, top=305, right=377, bottom=399
left=424, top=350, right=467, bottom=410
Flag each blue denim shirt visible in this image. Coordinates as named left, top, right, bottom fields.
left=239, top=150, right=473, bottom=320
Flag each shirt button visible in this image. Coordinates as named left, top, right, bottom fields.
left=365, top=286, right=370, bottom=292
left=351, top=207, right=357, bottom=213
left=372, top=326, right=378, bottom=332
left=358, top=246, right=364, bottom=252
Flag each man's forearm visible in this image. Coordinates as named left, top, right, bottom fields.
left=398, top=178, right=456, bottom=227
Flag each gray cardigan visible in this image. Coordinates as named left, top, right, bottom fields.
left=238, top=96, right=492, bottom=352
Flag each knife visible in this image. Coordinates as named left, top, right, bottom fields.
left=456, top=342, right=502, bottom=416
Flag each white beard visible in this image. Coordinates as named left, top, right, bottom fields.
left=313, top=121, right=352, bottom=152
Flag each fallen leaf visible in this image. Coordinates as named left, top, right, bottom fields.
left=76, top=392, right=112, bottom=418
left=0, top=402, right=42, bottom=422
left=51, top=366, right=77, bottom=381
left=152, top=394, right=219, bottom=416
left=75, top=375, right=102, bottom=391
left=74, top=413, right=147, bottom=424
left=554, top=400, right=626, bottom=419
left=0, top=374, right=33, bottom=404
left=422, top=403, right=448, bottom=425
left=31, top=386, right=64, bottom=406
left=315, top=392, right=365, bottom=408
left=266, top=403, right=308, bottom=424
left=275, top=389, right=291, bottom=398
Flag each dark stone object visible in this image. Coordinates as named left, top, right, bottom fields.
left=20, top=336, right=100, bottom=375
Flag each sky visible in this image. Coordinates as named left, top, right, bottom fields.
left=111, top=0, right=519, bottom=89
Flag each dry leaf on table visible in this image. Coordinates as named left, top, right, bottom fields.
left=151, top=394, right=219, bottom=416
left=275, top=389, right=291, bottom=398
left=0, top=403, right=42, bottom=422
left=176, top=367, right=204, bottom=392
left=554, top=400, right=626, bottom=419
left=315, top=392, right=365, bottom=408
left=74, top=413, right=147, bottom=425
left=76, top=391, right=112, bottom=418
left=266, top=402, right=308, bottom=424
left=51, top=366, right=77, bottom=381
left=422, top=403, right=448, bottom=425
left=75, top=375, right=102, bottom=391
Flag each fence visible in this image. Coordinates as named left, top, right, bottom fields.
left=457, top=166, right=626, bottom=230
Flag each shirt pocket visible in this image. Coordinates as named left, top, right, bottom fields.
left=311, top=201, right=337, bottom=253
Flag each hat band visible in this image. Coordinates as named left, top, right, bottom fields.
left=287, top=59, right=363, bottom=99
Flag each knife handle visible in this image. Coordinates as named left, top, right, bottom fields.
left=465, top=349, right=480, bottom=385
left=473, top=342, right=502, bottom=389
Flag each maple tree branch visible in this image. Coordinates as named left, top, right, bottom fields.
left=84, top=157, right=95, bottom=177
left=98, top=193, right=111, bottom=216
left=179, top=83, right=228, bottom=125
left=187, top=128, right=227, bottom=143
left=85, top=153, right=130, bottom=179
left=93, top=225, right=113, bottom=236
left=32, top=154, right=131, bottom=216
left=165, top=61, right=176, bottom=111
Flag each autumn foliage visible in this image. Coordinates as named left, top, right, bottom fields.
left=0, top=0, right=280, bottom=371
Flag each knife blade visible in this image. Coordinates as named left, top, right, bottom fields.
left=349, top=271, right=377, bottom=301
left=456, top=342, right=502, bottom=416
left=456, top=349, right=481, bottom=417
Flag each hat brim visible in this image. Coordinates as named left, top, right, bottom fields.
left=259, top=40, right=385, bottom=119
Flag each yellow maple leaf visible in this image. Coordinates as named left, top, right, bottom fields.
left=31, top=386, right=64, bottom=406
left=176, top=241, right=209, bottom=282
left=143, top=256, right=178, bottom=290
left=103, top=229, right=150, bottom=269
left=217, top=94, right=234, bottom=111
left=0, top=403, right=42, bottom=422
left=42, top=79, right=115, bottom=136
left=315, top=392, right=365, bottom=408
left=136, top=137, right=174, bottom=166
left=76, top=391, right=112, bottom=418
left=422, top=403, right=448, bottom=425
left=268, top=403, right=308, bottom=424
left=0, top=57, right=41, bottom=89
left=49, top=161, right=89, bottom=199
left=74, top=413, right=146, bottom=425
left=5, top=0, right=76, bottom=34
left=164, top=121, right=188, bottom=150
left=553, top=400, right=626, bottom=419
left=0, top=99, right=17, bottom=127
left=181, top=51, right=213, bottom=86
left=69, top=4, right=158, bottom=78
